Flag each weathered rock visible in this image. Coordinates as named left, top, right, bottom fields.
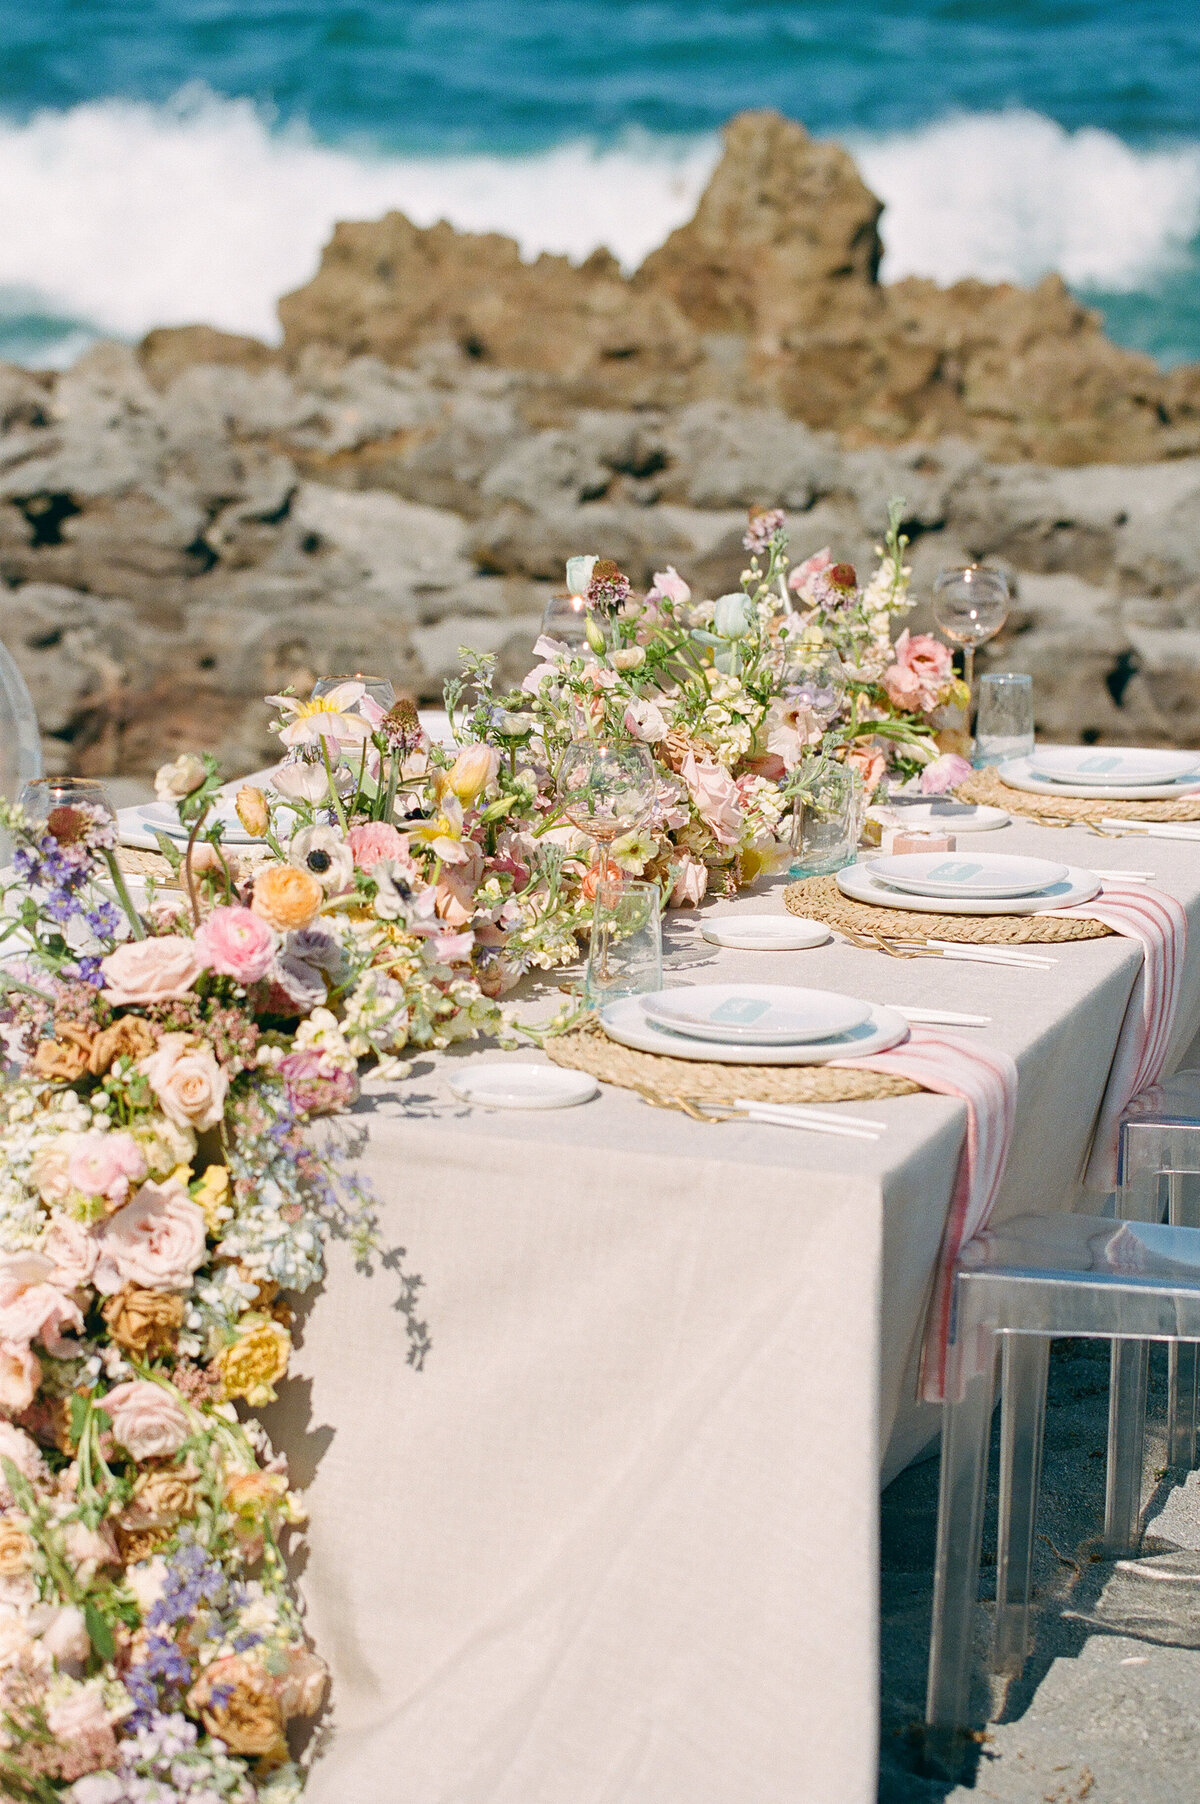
left=273, top=110, right=1200, bottom=467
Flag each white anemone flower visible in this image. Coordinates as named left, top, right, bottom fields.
left=288, top=825, right=355, bottom=894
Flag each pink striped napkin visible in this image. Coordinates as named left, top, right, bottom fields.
left=1055, top=884, right=1187, bottom=1193
left=835, top=1027, right=1018, bottom=1402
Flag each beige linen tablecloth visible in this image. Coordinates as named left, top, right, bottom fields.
left=264, top=820, right=1200, bottom=1804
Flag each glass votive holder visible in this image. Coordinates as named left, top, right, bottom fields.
left=789, top=762, right=864, bottom=878
left=311, top=673, right=396, bottom=711
left=584, top=878, right=662, bottom=1009
left=17, top=775, right=117, bottom=831
left=974, top=672, right=1034, bottom=767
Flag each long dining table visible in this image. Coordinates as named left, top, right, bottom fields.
left=264, top=813, right=1200, bottom=1804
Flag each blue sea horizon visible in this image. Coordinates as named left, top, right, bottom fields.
left=1, top=0, right=1198, bottom=372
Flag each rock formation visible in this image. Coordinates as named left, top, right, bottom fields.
left=278, top=110, right=1200, bottom=465
left=3, top=109, right=1200, bottom=778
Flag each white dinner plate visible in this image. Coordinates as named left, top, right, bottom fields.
left=867, top=851, right=1070, bottom=901
left=138, top=802, right=258, bottom=846
left=601, top=996, right=909, bottom=1064
left=998, top=757, right=1200, bottom=803
left=449, top=1063, right=598, bottom=1110
left=837, top=860, right=1102, bottom=916
left=871, top=799, right=1010, bottom=833
left=700, top=913, right=831, bottom=951
left=641, top=983, right=871, bottom=1045
left=1028, top=746, right=1200, bottom=788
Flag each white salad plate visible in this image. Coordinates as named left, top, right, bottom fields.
left=137, top=802, right=258, bottom=846
left=838, top=860, right=1101, bottom=917
left=641, top=983, right=871, bottom=1045
left=867, top=851, right=1070, bottom=901
left=700, top=914, right=832, bottom=952
left=1028, top=746, right=1200, bottom=788
left=998, top=756, right=1200, bottom=803
left=449, top=1063, right=598, bottom=1110
left=601, top=995, right=909, bottom=1064
left=872, top=798, right=1010, bottom=833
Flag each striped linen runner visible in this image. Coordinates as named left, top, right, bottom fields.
left=835, top=1027, right=1019, bottom=1402
left=1057, top=883, right=1188, bottom=1193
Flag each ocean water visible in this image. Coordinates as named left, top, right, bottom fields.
left=1, top=0, right=1199, bottom=369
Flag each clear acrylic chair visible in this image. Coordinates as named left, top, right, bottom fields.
left=925, top=1211, right=1200, bottom=1738
left=1116, top=1069, right=1200, bottom=1489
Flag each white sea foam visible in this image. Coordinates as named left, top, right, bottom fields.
left=854, top=110, right=1200, bottom=291
left=0, top=89, right=716, bottom=346
left=0, top=92, right=1198, bottom=360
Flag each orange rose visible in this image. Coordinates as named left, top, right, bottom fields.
left=250, top=864, right=323, bottom=932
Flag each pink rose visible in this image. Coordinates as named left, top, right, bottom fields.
left=919, top=752, right=974, bottom=795
left=100, top=936, right=204, bottom=1007
left=66, top=1131, right=146, bottom=1205
left=39, top=1216, right=100, bottom=1293
left=669, top=852, right=708, bottom=908
left=102, top=1380, right=190, bottom=1460
left=194, top=906, right=277, bottom=984
left=0, top=1254, right=84, bottom=1355
left=346, top=821, right=409, bottom=871
left=94, top=1179, right=208, bottom=1295
left=140, top=1033, right=228, bottom=1131
left=844, top=745, right=887, bottom=799
left=0, top=1422, right=50, bottom=1506
left=278, top=1049, right=358, bottom=1117
left=0, top=1343, right=41, bottom=1416
left=680, top=753, right=744, bottom=849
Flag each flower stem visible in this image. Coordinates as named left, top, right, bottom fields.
left=322, top=739, right=350, bottom=834
left=101, top=849, right=147, bottom=940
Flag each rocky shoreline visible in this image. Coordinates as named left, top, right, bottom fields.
left=2, top=110, right=1200, bottom=777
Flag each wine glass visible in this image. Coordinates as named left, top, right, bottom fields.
left=541, top=591, right=593, bottom=653
left=311, top=673, right=396, bottom=711
left=557, top=739, right=658, bottom=901
left=931, top=566, right=1010, bottom=725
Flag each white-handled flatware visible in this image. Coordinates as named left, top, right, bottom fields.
left=693, top=1099, right=883, bottom=1140
left=896, top=1005, right=992, bottom=1027
left=1100, top=817, right=1200, bottom=842
left=1092, top=869, right=1155, bottom=881
left=733, top=1098, right=886, bottom=1133
left=923, top=939, right=1057, bottom=970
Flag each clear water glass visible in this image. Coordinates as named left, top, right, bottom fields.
left=312, top=673, right=396, bottom=710
left=974, top=672, right=1034, bottom=767
left=789, top=761, right=864, bottom=877
left=584, top=878, right=662, bottom=1007
left=541, top=591, right=593, bottom=651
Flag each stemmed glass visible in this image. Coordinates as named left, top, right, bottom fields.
left=931, top=566, right=1010, bottom=730
left=541, top=592, right=593, bottom=653
left=557, top=740, right=658, bottom=885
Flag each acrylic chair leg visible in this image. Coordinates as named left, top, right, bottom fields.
left=993, top=1333, right=1049, bottom=1675
left=1104, top=1338, right=1149, bottom=1554
left=1167, top=1175, right=1200, bottom=1470
left=926, top=1331, right=997, bottom=1734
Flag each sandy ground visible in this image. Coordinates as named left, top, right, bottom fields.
left=880, top=1342, right=1200, bottom=1803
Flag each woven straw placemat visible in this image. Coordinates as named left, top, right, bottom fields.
left=117, top=848, right=183, bottom=886
left=957, top=764, right=1200, bottom=824
left=544, top=1015, right=921, bottom=1113
left=783, top=872, right=1112, bottom=945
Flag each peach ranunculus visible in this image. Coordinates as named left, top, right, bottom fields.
left=103, top=1380, right=191, bottom=1461
left=193, top=905, right=277, bottom=984
left=99, top=937, right=204, bottom=1007
left=843, top=744, right=887, bottom=799
left=94, top=1179, right=208, bottom=1296
left=0, top=1343, right=41, bottom=1415
left=65, top=1131, right=146, bottom=1206
left=346, top=821, right=409, bottom=871
left=251, top=863, right=324, bottom=933
left=39, top=1216, right=100, bottom=1293
left=0, top=1254, right=84, bottom=1355
left=882, top=629, right=954, bottom=715
left=680, top=752, right=744, bottom=849
left=140, top=1034, right=228, bottom=1132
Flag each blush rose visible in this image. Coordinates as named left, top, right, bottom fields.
left=99, top=937, right=204, bottom=1007
left=102, top=1380, right=190, bottom=1461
